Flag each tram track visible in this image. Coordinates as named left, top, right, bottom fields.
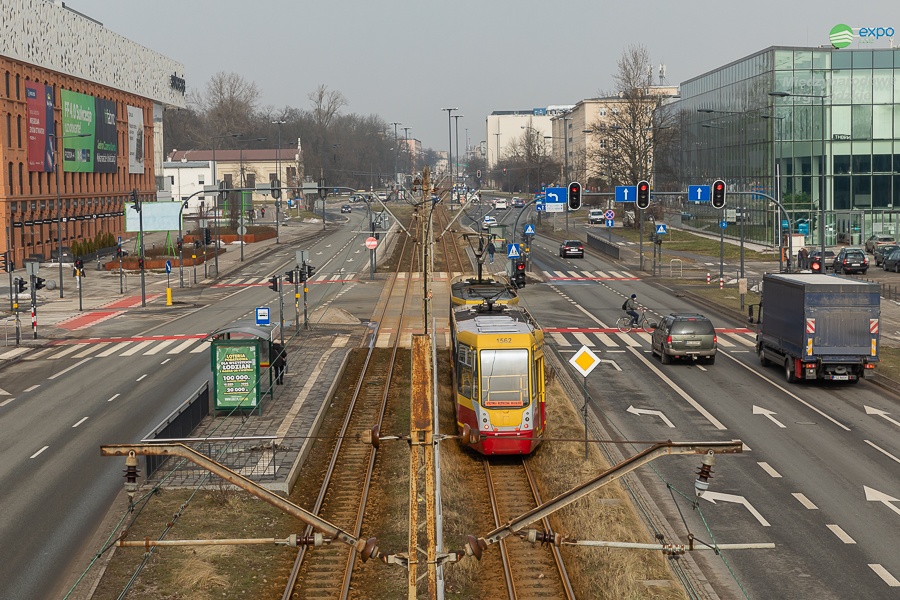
left=484, top=457, right=576, bottom=600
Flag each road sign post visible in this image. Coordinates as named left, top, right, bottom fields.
left=570, top=346, right=600, bottom=460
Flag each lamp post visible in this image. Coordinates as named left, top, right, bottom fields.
left=272, top=120, right=285, bottom=244
left=770, top=91, right=828, bottom=268
left=49, top=132, right=90, bottom=298
left=761, top=113, right=787, bottom=270
left=493, top=132, right=502, bottom=189
left=452, top=114, right=463, bottom=191
left=441, top=108, right=457, bottom=185
left=390, top=122, right=401, bottom=195
left=212, top=133, right=242, bottom=276
left=238, top=137, right=267, bottom=262
left=402, top=127, right=412, bottom=181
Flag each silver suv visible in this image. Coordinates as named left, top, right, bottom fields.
left=651, top=313, right=717, bottom=365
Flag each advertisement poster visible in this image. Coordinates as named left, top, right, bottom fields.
left=94, top=97, right=117, bottom=173
left=213, top=343, right=259, bottom=409
left=127, top=105, right=144, bottom=174
left=25, top=83, right=54, bottom=172
left=61, top=90, right=95, bottom=172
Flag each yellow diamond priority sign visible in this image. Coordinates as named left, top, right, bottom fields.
left=569, top=345, right=600, bottom=377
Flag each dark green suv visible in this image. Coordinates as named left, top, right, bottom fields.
left=651, top=313, right=717, bottom=365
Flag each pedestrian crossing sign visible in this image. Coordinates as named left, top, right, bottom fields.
left=655, top=224, right=667, bottom=235
left=507, top=243, right=521, bottom=259
left=524, top=224, right=535, bottom=235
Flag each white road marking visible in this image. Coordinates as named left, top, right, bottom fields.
left=30, top=446, right=49, bottom=459
left=753, top=405, right=786, bottom=428
left=73, top=342, right=108, bottom=358
left=96, top=341, right=132, bottom=357
left=700, top=491, right=770, bottom=526
left=120, top=340, right=154, bottom=356
left=0, top=397, right=15, bottom=407
left=107, top=393, right=120, bottom=402
left=826, top=524, right=856, bottom=544
left=190, top=341, right=211, bottom=353
left=715, top=336, right=735, bottom=348
left=167, top=339, right=199, bottom=354
left=48, top=357, right=93, bottom=380
left=864, top=440, right=900, bottom=465
left=136, top=374, right=148, bottom=381
left=869, top=564, right=900, bottom=587
left=792, top=493, right=818, bottom=510
left=143, top=339, right=176, bottom=355
left=592, top=332, right=618, bottom=347
left=24, top=385, right=40, bottom=392
left=46, top=344, right=83, bottom=360
left=160, top=358, right=171, bottom=365
left=573, top=332, right=594, bottom=347
left=72, top=417, right=89, bottom=428
left=757, top=462, right=782, bottom=477
left=550, top=333, right=571, bottom=347
left=722, top=332, right=755, bottom=347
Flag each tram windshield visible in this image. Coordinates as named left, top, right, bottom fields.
left=480, top=348, right=529, bottom=408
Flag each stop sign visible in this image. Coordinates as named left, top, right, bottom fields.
left=365, top=237, right=378, bottom=250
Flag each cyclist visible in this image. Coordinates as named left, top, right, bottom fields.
left=624, top=294, right=640, bottom=327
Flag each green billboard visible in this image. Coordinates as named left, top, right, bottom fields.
left=61, top=90, right=96, bottom=172
left=212, top=341, right=260, bottom=410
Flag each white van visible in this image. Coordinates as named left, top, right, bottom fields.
left=589, top=209, right=605, bottom=224
left=494, top=198, right=508, bottom=210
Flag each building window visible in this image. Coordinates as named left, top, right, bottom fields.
left=16, top=115, right=21, bottom=147
left=198, top=175, right=205, bottom=185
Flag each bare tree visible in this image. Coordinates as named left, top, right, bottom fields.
left=505, top=126, right=559, bottom=193
left=197, top=72, right=261, bottom=143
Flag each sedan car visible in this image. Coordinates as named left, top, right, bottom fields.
left=559, top=240, right=584, bottom=258
left=481, top=216, right=498, bottom=230
left=883, top=248, right=900, bottom=272
left=864, top=234, right=896, bottom=253
left=340, top=204, right=352, bottom=213
left=874, top=244, right=900, bottom=266
left=807, top=249, right=836, bottom=273
left=651, top=313, right=717, bottom=365
left=832, top=247, right=868, bottom=274
left=511, top=197, right=525, bottom=208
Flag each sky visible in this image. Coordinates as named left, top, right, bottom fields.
left=68, top=0, right=897, bottom=152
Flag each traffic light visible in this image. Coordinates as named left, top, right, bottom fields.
left=138, top=257, right=144, bottom=270
left=33, top=276, right=46, bottom=290
left=567, top=182, right=582, bottom=211
left=305, top=264, right=316, bottom=280
left=285, top=269, right=295, bottom=284
left=204, top=227, right=212, bottom=245
left=513, top=258, right=527, bottom=289
left=712, top=179, right=727, bottom=209
left=15, top=277, right=26, bottom=293
left=299, top=268, right=307, bottom=283
left=269, top=275, right=279, bottom=292
left=636, top=180, right=650, bottom=210
left=116, top=246, right=122, bottom=258
left=271, top=178, right=282, bottom=200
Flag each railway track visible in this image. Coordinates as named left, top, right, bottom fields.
left=435, top=204, right=470, bottom=274
left=484, top=457, right=576, bottom=600
left=282, top=211, right=421, bottom=599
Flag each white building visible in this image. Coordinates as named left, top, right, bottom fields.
left=162, top=160, right=214, bottom=216
left=485, top=106, right=573, bottom=169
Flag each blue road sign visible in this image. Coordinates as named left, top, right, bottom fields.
left=165, top=260, right=172, bottom=274
left=545, top=187, right=566, bottom=204
left=655, top=224, right=668, bottom=235
left=688, top=185, right=711, bottom=202
left=255, top=307, right=270, bottom=326
left=524, top=224, right=535, bottom=235
left=604, top=209, right=615, bottom=220
left=535, top=201, right=545, bottom=212
left=606, top=219, right=615, bottom=227
left=615, top=185, right=638, bottom=203
left=507, top=243, right=521, bottom=259
left=720, top=220, right=728, bottom=229
left=117, top=235, right=122, bottom=245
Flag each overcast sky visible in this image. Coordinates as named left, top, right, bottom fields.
left=69, top=0, right=896, bottom=152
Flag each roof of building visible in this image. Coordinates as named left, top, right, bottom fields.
left=167, top=149, right=297, bottom=162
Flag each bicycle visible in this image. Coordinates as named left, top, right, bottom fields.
left=616, top=309, right=655, bottom=333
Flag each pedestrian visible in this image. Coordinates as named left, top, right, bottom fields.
left=486, top=240, right=496, bottom=264
left=261, top=207, right=265, bottom=218
left=798, top=247, right=808, bottom=270
left=272, top=342, right=286, bottom=385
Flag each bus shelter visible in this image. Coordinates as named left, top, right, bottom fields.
left=208, top=322, right=276, bottom=414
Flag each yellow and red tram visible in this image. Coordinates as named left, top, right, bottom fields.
left=450, top=302, right=545, bottom=455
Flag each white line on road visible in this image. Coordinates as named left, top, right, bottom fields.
left=160, top=358, right=171, bottom=365
left=826, top=524, right=856, bottom=544
left=24, top=384, right=40, bottom=392
left=48, top=357, right=93, bottom=380
left=107, top=393, right=120, bottom=402
left=30, top=446, right=49, bottom=459
left=0, top=397, right=15, bottom=407
left=720, top=352, right=850, bottom=431
left=792, top=493, right=818, bottom=510
left=864, top=440, right=900, bottom=465
left=757, top=462, right=782, bottom=478
left=136, top=374, right=148, bottom=382
left=869, top=564, right=900, bottom=587
left=72, top=417, right=89, bottom=428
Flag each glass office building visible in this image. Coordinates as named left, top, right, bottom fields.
left=665, top=46, right=900, bottom=247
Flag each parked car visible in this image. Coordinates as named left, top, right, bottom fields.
left=873, top=244, right=900, bottom=266
left=832, top=247, right=868, bottom=274
left=883, top=248, right=900, bottom=273
left=559, top=240, right=584, bottom=258
left=807, top=249, right=836, bottom=273
left=340, top=204, right=352, bottom=213
left=481, top=216, right=498, bottom=230
left=651, top=313, right=717, bottom=365
left=864, top=234, right=896, bottom=253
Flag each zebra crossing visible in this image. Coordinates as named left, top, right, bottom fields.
left=215, top=273, right=357, bottom=287
left=542, top=269, right=639, bottom=281
left=545, top=328, right=756, bottom=350
left=6, top=336, right=212, bottom=361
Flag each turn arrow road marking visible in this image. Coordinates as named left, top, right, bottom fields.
left=752, top=405, right=786, bottom=428
left=626, top=405, right=675, bottom=428
left=864, top=486, right=900, bottom=517
left=701, top=491, right=771, bottom=526
left=864, top=406, right=900, bottom=428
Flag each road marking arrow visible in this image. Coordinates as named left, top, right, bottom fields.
left=864, top=406, right=900, bottom=428
left=701, top=491, right=771, bottom=526
left=626, top=405, right=675, bottom=428
left=0, top=387, right=9, bottom=395
left=864, top=486, right=900, bottom=517
left=752, top=405, right=786, bottom=428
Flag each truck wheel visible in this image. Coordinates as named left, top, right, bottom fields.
left=785, top=359, right=797, bottom=383
left=759, top=348, right=770, bottom=367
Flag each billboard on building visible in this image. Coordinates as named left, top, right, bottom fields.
left=25, top=83, right=54, bottom=172
left=61, top=90, right=96, bottom=172
left=94, top=97, right=118, bottom=173
left=127, top=105, right=145, bottom=174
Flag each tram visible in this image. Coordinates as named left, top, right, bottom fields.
left=449, top=275, right=519, bottom=307
left=450, top=302, right=545, bottom=455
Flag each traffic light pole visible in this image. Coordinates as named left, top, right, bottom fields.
left=278, top=279, right=285, bottom=347
left=13, top=280, right=21, bottom=345
left=30, top=274, right=37, bottom=339
left=294, top=269, right=300, bottom=335
left=302, top=261, right=309, bottom=330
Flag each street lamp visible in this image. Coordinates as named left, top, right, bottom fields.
left=452, top=114, right=463, bottom=191
left=212, top=133, right=243, bottom=276
left=48, top=132, right=90, bottom=298
left=493, top=132, right=502, bottom=188
left=441, top=108, right=457, bottom=184
left=770, top=91, right=828, bottom=268
left=390, top=121, right=401, bottom=195
left=271, top=120, right=286, bottom=244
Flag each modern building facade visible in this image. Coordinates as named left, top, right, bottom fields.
left=1, top=0, right=184, bottom=268
left=485, top=107, right=571, bottom=169
left=667, top=45, right=900, bottom=246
